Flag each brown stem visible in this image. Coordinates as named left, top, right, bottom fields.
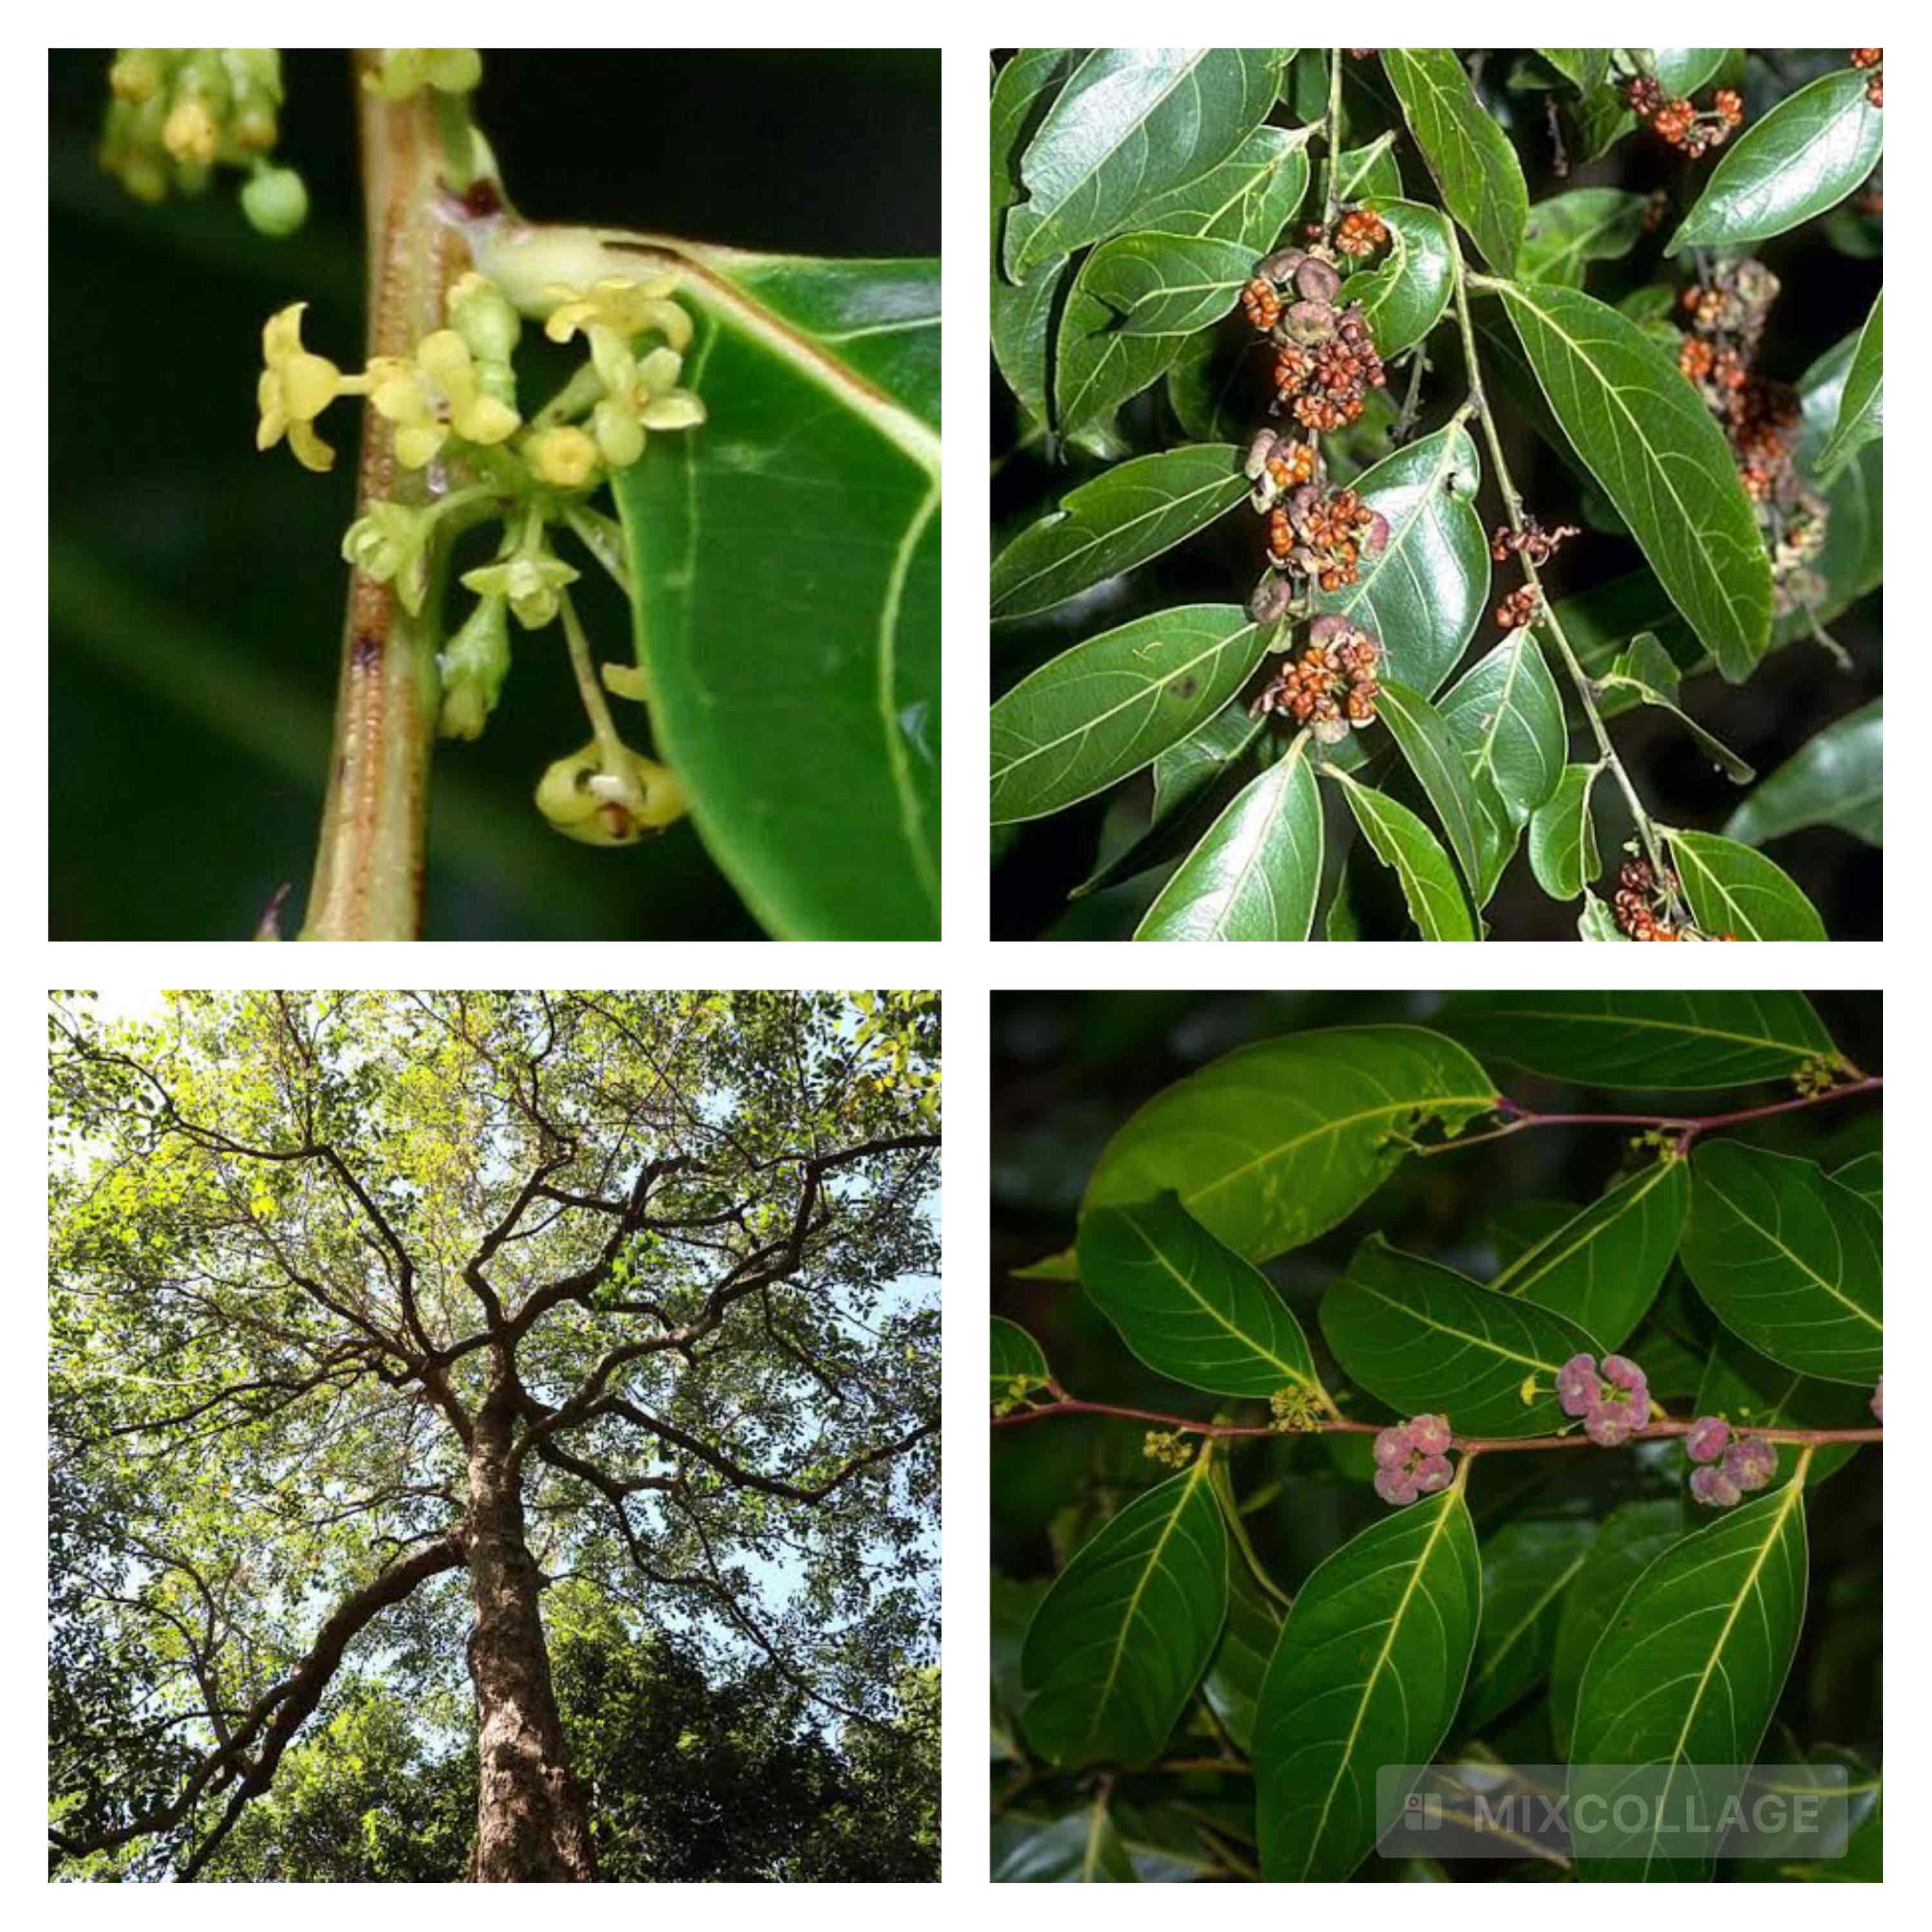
left=300, top=57, right=473, bottom=941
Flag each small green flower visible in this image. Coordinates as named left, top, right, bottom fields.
left=461, top=552, right=580, bottom=630
left=535, top=739, right=687, bottom=846
left=437, top=594, right=512, bottom=739
left=240, top=162, right=307, bottom=237
left=369, top=328, right=520, bottom=470
left=341, top=500, right=435, bottom=614
left=366, top=49, right=482, bottom=100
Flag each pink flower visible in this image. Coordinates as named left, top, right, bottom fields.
left=1557, top=1354, right=1598, bottom=1418
left=1685, top=1416, right=1731, bottom=1464
left=1691, top=1465, right=1742, bottom=1508
left=1373, top=1425, right=1410, bottom=1468
left=1601, top=1355, right=1645, bottom=1392
left=1374, top=1465, right=1420, bottom=1506
left=1409, top=1414, right=1452, bottom=1455
left=1723, top=1435, right=1777, bottom=1492
left=1412, top=1454, right=1453, bottom=1493
left=1370, top=1416, right=1459, bottom=1507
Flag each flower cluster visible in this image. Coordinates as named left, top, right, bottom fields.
left=1557, top=1352, right=1652, bottom=1445
left=1685, top=1415, right=1779, bottom=1508
left=1245, top=245, right=1388, bottom=432
left=100, top=49, right=307, bottom=236
left=1625, top=73, right=1745, bottom=156
left=1792, top=1055, right=1849, bottom=1099
left=1142, top=1428, right=1197, bottom=1471
left=1269, top=1385, right=1327, bottom=1432
left=1850, top=48, right=1882, bottom=108
left=1334, top=209, right=1390, bottom=258
left=1372, top=1414, right=1454, bottom=1506
left=1251, top=617, right=1382, bottom=743
left=1490, top=519, right=1579, bottom=567
left=1264, top=482, right=1391, bottom=594
left=1494, top=585, right=1541, bottom=631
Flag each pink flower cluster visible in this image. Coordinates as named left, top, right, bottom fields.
left=1685, top=1414, right=1779, bottom=1507
left=1556, top=1352, right=1651, bottom=1446
left=1373, top=1413, right=1454, bottom=1506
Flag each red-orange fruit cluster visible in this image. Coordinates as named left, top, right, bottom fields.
left=1266, top=484, right=1390, bottom=592
left=1627, top=74, right=1745, bottom=156
left=1334, top=208, right=1390, bottom=258
left=1490, top=518, right=1580, bottom=567
left=1251, top=616, right=1382, bottom=742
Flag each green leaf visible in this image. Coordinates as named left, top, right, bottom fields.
left=1383, top=49, right=1529, bottom=272
left=1122, top=123, right=1312, bottom=245
left=1527, top=762, right=1603, bottom=900
left=1650, top=48, right=1728, bottom=95
left=1817, top=290, right=1883, bottom=478
left=1461, top=1519, right=1596, bottom=1730
left=1374, top=679, right=1484, bottom=900
left=1548, top=1500, right=1686, bottom=1757
left=1343, top=199, right=1455, bottom=357
left=1438, top=627, right=1566, bottom=822
left=990, top=1316, right=1051, bottom=1406
left=1255, top=1487, right=1481, bottom=1880
left=1660, top=828, right=1828, bottom=940
left=1322, top=1238, right=1603, bottom=1436
left=611, top=249, right=939, bottom=940
left=1833, top=1150, right=1882, bottom=1212
left=1489, top=1156, right=1689, bottom=1349
left=1694, top=1328, right=1870, bottom=1489
left=1335, top=134, right=1403, bottom=204
left=1669, top=68, right=1884, bottom=255
left=990, top=606, right=1267, bottom=824
left=1680, top=1142, right=1882, bottom=1385
left=1310, top=426, right=1490, bottom=698
left=1203, top=1557, right=1283, bottom=1754
left=1518, top=188, right=1652, bottom=287
left=992, top=1803, right=1141, bottom=1882
left=1538, top=50, right=1609, bottom=94
left=990, top=446, right=1249, bottom=622
left=1005, top=49, right=1286, bottom=280
left=1577, top=890, right=1626, bottom=941
left=1088, top=232, right=1270, bottom=336
left=1438, top=990, right=1842, bottom=1090
left=1077, top=1191, right=1322, bottom=1399
left=1486, top=279, right=1773, bottom=680
left=1596, top=634, right=1754, bottom=782
left=990, top=50, right=1081, bottom=426
left=1019, top=1458, right=1228, bottom=1766
left=1084, top=1025, right=1497, bottom=1264
left=1568, top=1480, right=1809, bottom=1881
left=1721, top=700, right=1880, bottom=848
left=1323, top=767, right=1476, bottom=942
left=1134, top=732, right=1321, bottom=941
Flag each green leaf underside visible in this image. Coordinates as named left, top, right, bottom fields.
left=1569, top=1481, right=1809, bottom=1881
left=1438, top=990, right=1839, bottom=1091
left=1255, top=1488, right=1481, bottom=1880
left=1488, top=279, right=1773, bottom=680
left=1345, top=199, right=1455, bottom=357
left=1310, top=425, right=1488, bottom=700
left=1680, top=1142, right=1882, bottom=1385
left=1527, top=762, right=1602, bottom=900
left=1079, top=1191, right=1320, bottom=1397
left=1325, top=767, right=1475, bottom=941
left=1019, top=1459, right=1229, bottom=1766
left=1818, top=289, right=1882, bottom=478
left=1519, top=187, right=1653, bottom=287
left=1204, top=1557, right=1283, bottom=1755
left=991, top=445, right=1248, bottom=621
left=1383, top=48, right=1529, bottom=273
left=1463, top=1518, right=1596, bottom=1730
left=990, top=606, right=1266, bottom=824
left=1662, top=828, right=1828, bottom=940
left=1722, top=700, right=1880, bottom=848
left=990, top=1316, right=1050, bottom=1402
left=1085, top=1025, right=1497, bottom=1264
left=1007, top=49, right=1286, bottom=280
left=1490, top=1157, right=1689, bottom=1350
left=1832, top=1150, right=1882, bottom=1211
left=1134, top=733, right=1321, bottom=941
left=1670, top=68, right=1885, bottom=255
left=1548, top=1500, right=1686, bottom=1758
left=1695, top=1328, right=1869, bottom=1490
left=1600, top=636, right=1755, bottom=783
left=614, top=249, right=938, bottom=940
left=1323, top=1238, right=1602, bottom=1437
left=1374, top=680, right=1484, bottom=898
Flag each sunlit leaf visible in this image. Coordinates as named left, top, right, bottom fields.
left=1343, top=198, right=1455, bottom=357
left=990, top=50, right=1081, bottom=426
left=1518, top=187, right=1651, bottom=287
left=1383, top=48, right=1529, bottom=272
left=1660, top=827, right=1828, bottom=941
left=1323, top=766, right=1476, bottom=941
left=1526, top=761, right=1602, bottom=900
left=1817, top=290, right=1883, bottom=478
left=1374, top=679, right=1484, bottom=899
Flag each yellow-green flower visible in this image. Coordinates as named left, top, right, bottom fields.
left=161, top=95, right=218, bottom=166
left=542, top=276, right=687, bottom=349
left=535, top=740, right=687, bottom=846
left=369, top=328, right=520, bottom=469
left=461, top=552, right=580, bottom=630
left=525, top=425, right=600, bottom=489
left=589, top=344, right=706, bottom=471
left=367, top=49, right=482, bottom=100
left=437, top=594, right=513, bottom=739
left=341, top=500, right=435, bottom=614
left=256, top=302, right=349, bottom=473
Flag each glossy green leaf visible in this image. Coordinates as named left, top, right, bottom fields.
left=1084, top=1025, right=1497, bottom=1264
left=1439, top=628, right=1566, bottom=819
left=1077, top=1190, right=1322, bottom=1399
left=1833, top=1150, right=1882, bottom=1211
left=1487, top=278, right=1773, bottom=679
left=1680, top=1142, right=1882, bottom=1385
left=1694, top=1327, right=1870, bottom=1490
left=1519, top=188, right=1651, bottom=287
left=1438, top=990, right=1843, bottom=1090
left=1597, top=634, right=1754, bottom=783
left=1335, top=134, right=1403, bottom=204
left=1375, top=679, right=1484, bottom=900
left=1203, top=1557, right=1283, bottom=1755
left=1548, top=1500, right=1686, bottom=1757
left=1538, top=50, right=1609, bottom=94
left=1019, top=1458, right=1229, bottom=1766
left=990, top=446, right=1248, bottom=621
left=1310, top=426, right=1490, bottom=698
left=990, top=606, right=1266, bottom=824
left=991, top=1316, right=1051, bottom=1406
left=1123, top=123, right=1312, bottom=245
left=1089, top=232, right=1270, bottom=336
left=1134, top=732, right=1321, bottom=941
left=1323, top=766, right=1475, bottom=942
left=602, top=245, right=938, bottom=938
left=1569, top=1479, right=1809, bottom=1881
left=1660, top=828, right=1829, bottom=940
left=1577, top=890, right=1626, bottom=941
left=1721, top=699, right=1880, bottom=848
left=1005, top=48, right=1286, bottom=279
left=1383, top=49, right=1529, bottom=272
left=992, top=1803, right=1140, bottom=1882
left=1669, top=68, right=1884, bottom=255
left=1650, top=49, right=1728, bottom=95
left=1490, top=1156, right=1689, bottom=1349
left=1255, top=1487, right=1481, bottom=1880
left=1462, top=1518, right=1596, bottom=1730
left=1343, top=199, right=1455, bottom=357
left=1527, top=762, right=1602, bottom=901
left=1569, top=77, right=1636, bottom=164
left=990, top=50, right=1081, bottom=426
left=1817, top=290, right=1883, bottom=478
left=1323, top=1238, right=1604, bottom=1436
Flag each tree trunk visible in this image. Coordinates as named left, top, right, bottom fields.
left=464, top=1421, right=596, bottom=1881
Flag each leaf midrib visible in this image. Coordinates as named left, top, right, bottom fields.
left=1492, top=1158, right=1675, bottom=1299
left=1698, top=1165, right=1882, bottom=1336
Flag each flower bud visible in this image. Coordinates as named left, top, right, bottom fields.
left=1684, top=1416, right=1730, bottom=1464
left=241, top=164, right=308, bottom=238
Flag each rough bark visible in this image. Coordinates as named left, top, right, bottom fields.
left=464, top=1402, right=595, bottom=1882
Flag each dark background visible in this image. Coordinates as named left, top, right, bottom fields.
left=50, top=49, right=939, bottom=940
left=992, top=51, right=1882, bottom=941
left=991, top=990, right=1882, bottom=1773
